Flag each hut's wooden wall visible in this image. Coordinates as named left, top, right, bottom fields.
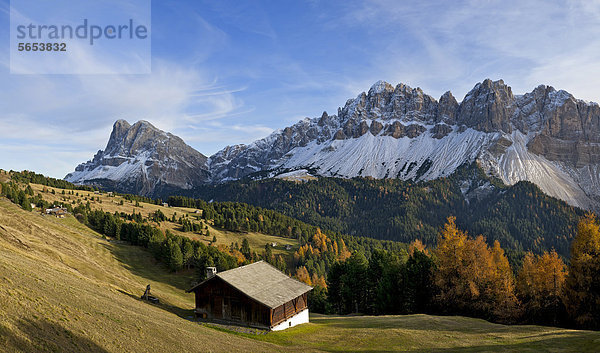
left=194, top=278, right=309, bottom=329
left=270, top=293, right=308, bottom=327
left=193, top=278, right=270, bottom=328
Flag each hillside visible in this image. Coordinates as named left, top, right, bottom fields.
left=0, top=198, right=288, bottom=352
left=190, top=164, right=585, bottom=258
left=256, top=314, right=600, bottom=352
left=27, top=182, right=299, bottom=258
left=1, top=192, right=600, bottom=351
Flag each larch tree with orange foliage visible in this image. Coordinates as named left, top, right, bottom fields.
left=564, top=213, right=600, bottom=329
left=295, top=266, right=312, bottom=286
left=433, top=217, right=469, bottom=312
left=488, top=240, right=518, bottom=321
left=434, top=217, right=517, bottom=322
left=517, top=250, right=567, bottom=325
left=408, top=239, right=428, bottom=256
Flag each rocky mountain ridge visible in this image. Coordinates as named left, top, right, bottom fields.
left=66, top=79, right=600, bottom=210
left=66, top=120, right=209, bottom=195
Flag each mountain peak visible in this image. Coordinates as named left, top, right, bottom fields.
left=368, top=80, right=394, bottom=95
left=132, top=120, right=156, bottom=129
left=67, top=119, right=209, bottom=195
left=458, top=79, right=515, bottom=133
left=108, top=119, right=132, bottom=148
left=466, top=79, right=513, bottom=98
left=113, top=119, right=131, bottom=129
left=67, top=79, right=600, bottom=212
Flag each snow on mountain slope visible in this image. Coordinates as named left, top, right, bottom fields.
left=208, top=79, right=600, bottom=210
left=66, top=79, right=600, bottom=210
left=65, top=151, right=152, bottom=184
left=279, top=127, right=496, bottom=180
left=66, top=120, right=209, bottom=195
left=479, top=131, right=593, bottom=209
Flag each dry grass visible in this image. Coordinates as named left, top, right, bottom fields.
left=0, top=198, right=293, bottom=353
left=0, top=170, right=9, bottom=183
left=28, top=183, right=299, bottom=256
left=2, top=182, right=599, bottom=352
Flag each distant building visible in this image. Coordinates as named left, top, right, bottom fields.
left=187, top=261, right=312, bottom=331
left=271, top=242, right=277, bottom=247
left=45, top=206, right=67, bottom=218
left=162, top=202, right=169, bottom=207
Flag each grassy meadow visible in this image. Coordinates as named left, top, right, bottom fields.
left=28, top=183, right=299, bottom=257
left=1, top=186, right=600, bottom=352
left=256, top=314, right=600, bottom=352
left=0, top=198, right=295, bottom=352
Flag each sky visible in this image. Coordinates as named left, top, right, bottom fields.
left=1, top=0, right=600, bottom=178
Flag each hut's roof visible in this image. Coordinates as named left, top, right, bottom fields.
left=187, top=261, right=312, bottom=309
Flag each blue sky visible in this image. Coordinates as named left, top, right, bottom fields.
left=2, top=0, right=600, bottom=178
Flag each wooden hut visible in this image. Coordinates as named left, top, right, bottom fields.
left=186, top=261, right=312, bottom=331
left=45, top=206, right=67, bottom=218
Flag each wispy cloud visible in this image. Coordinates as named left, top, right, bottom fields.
left=0, top=58, right=244, bottom=176
left=3, top=0, right=600, bottom=178
left=321, top=0, right=600, bottom=101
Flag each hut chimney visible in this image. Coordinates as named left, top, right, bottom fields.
left=206, top=267, right=217, bottom=279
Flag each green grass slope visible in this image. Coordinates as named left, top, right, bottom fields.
left=259, top=314, right=600, bottom=352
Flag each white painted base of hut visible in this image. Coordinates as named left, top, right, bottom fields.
left=271, top=309, right=309, bottom=331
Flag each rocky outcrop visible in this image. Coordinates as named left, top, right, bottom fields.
left=437, top=91, right=459, bottom=124
left=457, top=79, right=514, bottom=133
left=515, top=86, right=600, bottom=169
left=431, top=124, right=453, bottom=139
left=369, top=121, right=384, bottom=136
left=67, top=79, right=600, bottom=210
left=65, top=120, right=209, bottom=195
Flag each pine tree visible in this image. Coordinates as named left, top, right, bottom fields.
left=20, top=195, right=32, bottom=211
left=240, top=238, right=251, bottom=260
left=182, top=241, right=194, bottom=268
left=168, top=241, right=184, bottom=272
left=264, top=243, right=273, bottom=262
left=403, top=249, right=435, bottom=314
left=346, top=252, right=368, bottom=313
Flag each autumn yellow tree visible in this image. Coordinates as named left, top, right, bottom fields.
left=489, top=240, right=518, bottom=321
left=295, top=266, right=312, bottom=286
left=434, top=217, right=474, bottom=314
left=311, top=273, right=327, bottom=288
left=434, top=217, right=517, bottom=321
left=408, top=239, right=428, bottom=256
left=517, top=250, right=567, bottom=324
left=564, top=213, right=600, bottom=329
